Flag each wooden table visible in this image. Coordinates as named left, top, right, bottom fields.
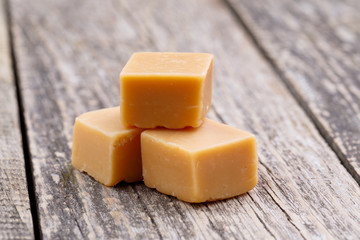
left=1, top=0, right=360, bottom=239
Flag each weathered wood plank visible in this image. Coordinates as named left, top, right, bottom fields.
left=11, top=0, right=360, bottom=239
left=0, top=0, right=33, bottom=239
left=227, top=0, right=360, bottom=183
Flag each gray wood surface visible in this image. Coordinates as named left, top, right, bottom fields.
left=0, top=0, right=33, bottom=239
left=227, top=0, right=360, bottom=183
left=10, top=0, right=360, bottom=239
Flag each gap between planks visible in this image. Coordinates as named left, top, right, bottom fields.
left=222, top=0, right=360, bottom=186
left=5, top=0, right=41, bottom=238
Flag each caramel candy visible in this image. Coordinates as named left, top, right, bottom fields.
left=141, top=119, right=258, bottom=202
left=120, top=52, right=213, bottom=129
left=71, top=107, right=143, bottom=186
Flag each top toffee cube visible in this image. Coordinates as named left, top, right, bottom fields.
left=120, top=52, right=214, bottom=129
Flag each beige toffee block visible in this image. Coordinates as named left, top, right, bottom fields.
left=141, top=119, right=258, bottom=203
left=71, top=107, right=143, bottom=186
left=120, top=52, right=213, bottom=129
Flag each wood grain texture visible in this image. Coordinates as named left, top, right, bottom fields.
left=10, top=0, right=360, bottom=239
left=0, top=0, right=33, bottom=239
left=227, top=0, right=360, bottom=183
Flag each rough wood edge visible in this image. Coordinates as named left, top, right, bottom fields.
left=0, top=0, right=34, bottom=239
